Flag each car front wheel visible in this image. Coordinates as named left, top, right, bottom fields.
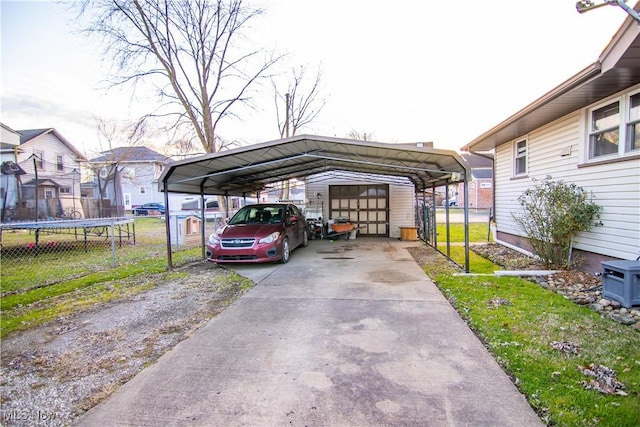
left=281, top=237, right=290, bottom=264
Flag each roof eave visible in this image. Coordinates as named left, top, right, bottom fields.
left=462, top=63, right=602, bottom=152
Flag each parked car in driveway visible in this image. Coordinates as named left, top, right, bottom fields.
left=132, top=203, right=166, bottom=216
left=206, top=203, right=308, bottom=264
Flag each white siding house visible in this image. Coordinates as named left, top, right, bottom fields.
left=15, top=128, right=86, bottom=220
left=463, top=7, right=640, bottom=273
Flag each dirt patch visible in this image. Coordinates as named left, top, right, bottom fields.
left=0, top=261, right=252, bottom=427
left=470, top=243, right=546, bottom=270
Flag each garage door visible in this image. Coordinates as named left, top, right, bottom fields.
left=329, top=185, right=389, bottom=236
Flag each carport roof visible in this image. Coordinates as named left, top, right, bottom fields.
left=160, top=135, right=469, bottom=196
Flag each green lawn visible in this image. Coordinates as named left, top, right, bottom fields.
left=436, top=222, right=492, bottom=243
left=418, top=254, right=640, bottom=426
left=0, top=217, right=202, bottom=337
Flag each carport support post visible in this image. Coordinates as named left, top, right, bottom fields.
left=463, top=173, right=470, bottom=273
left=199, top=191, right=206, bottom=260
left=421, top=190, right=427, bottom=241
left=444, top=179, right=450, bottom=258
left=163, top=182, right=173, bottom=270
left=427, top=184, right=438, bottom=244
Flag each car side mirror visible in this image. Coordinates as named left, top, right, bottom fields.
left=288, top=215, right=298, bottom=225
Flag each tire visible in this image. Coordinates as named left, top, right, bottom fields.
left=281, top=237, right=290, bottom=264
left=302, top=229, right=308, bottom=247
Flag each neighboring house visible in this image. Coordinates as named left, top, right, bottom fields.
left=89, top=146, right=171, bottom=213
left=456, top=152, right=494, bottom=210
left=15, top=128, right=86, bottom=220
left=462, top=5, right=640, bottom=273
left=0, top=123, right=24, bottom=220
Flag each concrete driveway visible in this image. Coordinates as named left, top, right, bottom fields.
left=76, top=238, right=541, bottom=426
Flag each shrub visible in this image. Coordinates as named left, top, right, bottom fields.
left=512, top=177, right=602, bottom=269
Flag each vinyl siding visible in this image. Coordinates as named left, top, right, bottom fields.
left=16, top=133, right=84, bottom=215
left=495, top=112, right=640, bottom=260
left=120, top=163, right=165, bottom=206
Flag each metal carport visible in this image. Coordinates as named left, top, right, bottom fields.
left=159, top=135, right=471, bottom=270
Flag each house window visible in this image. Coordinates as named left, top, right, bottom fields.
left=139, top=186, right=146, bottom=194
left=44, top=189, right=54, bottom=199
left=56, top=155, right=64, bottom=171
left=513, top=140, right=527, bottom=176
left=35, top=152, right=44, bottom=169
left=124, top=193, right=132, bottom=210
left=59, top=186, right=71, bottom=194
left=154, top=164, right=163, bottom=179
left=589, top=102, right=619, bottom=158
left=626, top=92, right=640, bottom=152
left=586, top=88, right=640, bottom=160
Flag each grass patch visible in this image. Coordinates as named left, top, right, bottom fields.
left=436, top=245, right=500, bottom=274
left=436, top=222, right=492, bottom=243
left=0, top=215, right=206, bottom=337
left=419, top=256, right=640, bottom=426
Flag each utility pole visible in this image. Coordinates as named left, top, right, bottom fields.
left=31, top=154, right=39, bottom=222
left=285, top=93, right=290, bottom=138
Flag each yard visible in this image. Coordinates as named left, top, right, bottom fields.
left=1, top=217, right=639, bottom=426
left=408, top=223, right=640, bottom=426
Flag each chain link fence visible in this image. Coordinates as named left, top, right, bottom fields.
left=0, top=215, right=224, bottom=296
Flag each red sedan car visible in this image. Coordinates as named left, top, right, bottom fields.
left=206, top=203, right=308, bottom=264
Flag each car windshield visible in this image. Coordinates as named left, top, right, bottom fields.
left=229, top=206, right=285, bottom=225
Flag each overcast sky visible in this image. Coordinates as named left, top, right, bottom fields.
left=1, top=0, right=631, bottom=156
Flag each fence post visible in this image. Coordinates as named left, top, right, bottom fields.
left=110, top=219, right=116, bottom=267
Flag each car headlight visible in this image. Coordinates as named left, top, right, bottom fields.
left=259, top=231, right=280, bottom=244
left=208, top=233, right=221, bottom=246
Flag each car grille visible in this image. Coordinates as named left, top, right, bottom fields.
left=220, top=238, right=256, bottom=248
left=217, top=255, right=259, bottom=261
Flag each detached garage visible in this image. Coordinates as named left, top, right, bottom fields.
left=159, top=135, right=470, bottom=268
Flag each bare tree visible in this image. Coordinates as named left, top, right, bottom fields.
left=348, top=130, right=375, bottom=141
left=271, top=65, right=325, bottom=201
left=78, top=0, right=280, bottom=154
left=90, top=118, right=148, bottom=217
left=273, top=65, right=326, bottom=138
